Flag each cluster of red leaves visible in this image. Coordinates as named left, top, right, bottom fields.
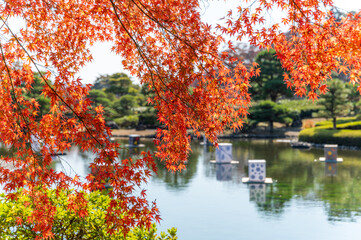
left=0, top=0, right=165, bottom=238
left=0, top=0, right=358, bottom=238
left=221, top=0, right=361, bottom=100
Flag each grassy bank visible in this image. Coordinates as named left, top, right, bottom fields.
left=299, top=117, right=361, bottom=147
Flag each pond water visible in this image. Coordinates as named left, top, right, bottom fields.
left=54, top=138, right=361, bottom=239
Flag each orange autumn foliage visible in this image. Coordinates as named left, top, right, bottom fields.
left=0, top=0, right=360, bottom=238
left=221, top=0, right=361, bottom=100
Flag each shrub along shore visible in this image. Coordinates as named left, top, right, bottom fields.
left=111, top=117, right=361, bottom=150
left=299, top=117, right=361, bottom=148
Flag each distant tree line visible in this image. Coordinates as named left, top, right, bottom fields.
left=226, top=46, right=361, bottom=132
left=25, top=72, right=160, bottom=129
left=28, top=51, right=361, bottom=132
left=89, top=73, right=159, bottom=129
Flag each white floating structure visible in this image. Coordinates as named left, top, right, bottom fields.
left=126, top=134, right=145, bottom=148
left=319, top=144, right=343, bottom=162
left=216, top=143, right=232, bottom=163
left=242, top=160, right=273, bottom=184
left=210, top=143, right=239, bottom=164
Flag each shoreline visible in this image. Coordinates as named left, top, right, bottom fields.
left=111, top=128, right=361, bottom=151
left=111, top=128, right=300, bottom=139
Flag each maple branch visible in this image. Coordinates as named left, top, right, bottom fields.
left=0, top=18, right=128, bottom=195
left=0, top=14, right=9, bottom=30
left=289, top=0, right=310, bottom=21
left=245, top=0, right=258, bottom=9
left=57, top=156, right=82, bottom=180
left=0, top=41, right=43, bottom=186
left=109, top=1, right=167, bottom=104
left=0, top=17, right=108, bottom=153
left=129, top=0, right=231, bottom=108
left=0, top=42, right=32, bottom=145
left=112, top=1, right=236, bottom=131
left=288, top=0, right=327, bottom=29
left=130, top=0, right=220, bottom=69
left=130, top=0, right=198, bottom=50
left=110, top=0, right=195, bottom=111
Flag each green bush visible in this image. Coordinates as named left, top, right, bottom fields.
left=336, top=121, right=361, bottom=130
left=299, top=117, right=361, bottom=146
left=299, top=128, right=361, bottom=147
left=278, top=99, right=320, bottom=119
left=249, top=100, right=292, bottom=129
left=0, top=189, right=177, bottom=239
left=278, top=99, right=319, bottom=111
left=356, top=114, right=361, bottom=120
left=282, top=117, right=293, bottom=127
left=138, top=112, right=160, bottom=128
left=114, top=115, right=139, bottom=128
left=315, top=117, right=358, bottom=127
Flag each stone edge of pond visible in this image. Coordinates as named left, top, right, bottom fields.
left=112, top=132, right=361, bottom=150
left=308, top=143, right=361, bottom=151
left=112, top=134, right=156, bottom=138
left=112, top=133, right=292, bottom=139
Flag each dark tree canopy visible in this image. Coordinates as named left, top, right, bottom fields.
left=93, top=73, right=133, bottom=96
left=249, top=100, right=291, bottom=132
left=318, top=78, right=352, bottom=129
left=251, top=49, right=293, bottom=102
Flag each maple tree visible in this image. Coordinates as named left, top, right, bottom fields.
left=0, top=0, right=360, bottom=238
left=222, top=0, right=361, bottom=99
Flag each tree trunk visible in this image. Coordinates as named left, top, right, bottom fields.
left=333, top=117, right=337, bottom=130
left=270, top=95, right=277, bottom=102
left=269, top=121, right=274, bottom=133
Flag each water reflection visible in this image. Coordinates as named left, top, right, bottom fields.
left=248, top=141, right=361, bottom=222
left=152, top=141, right=201, bottom=190
left=3, top=138, right=361, bottom=234
left=199, top=139, right=361, bottom=222
left=52, top=146, right=95, bottom=179
left=112, top=139, right=361, bottom=239
left=249, top=184, right=266, bottom=204
left=204, top=141, right=245, bottom=184
left=325, top=162, right=338, bottom=177
left=215, top=164, right=232, bottom=181
left=202, top=144, right=215, bottom=162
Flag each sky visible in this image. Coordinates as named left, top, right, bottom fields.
left=70, top=0, right=361, bottom=84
